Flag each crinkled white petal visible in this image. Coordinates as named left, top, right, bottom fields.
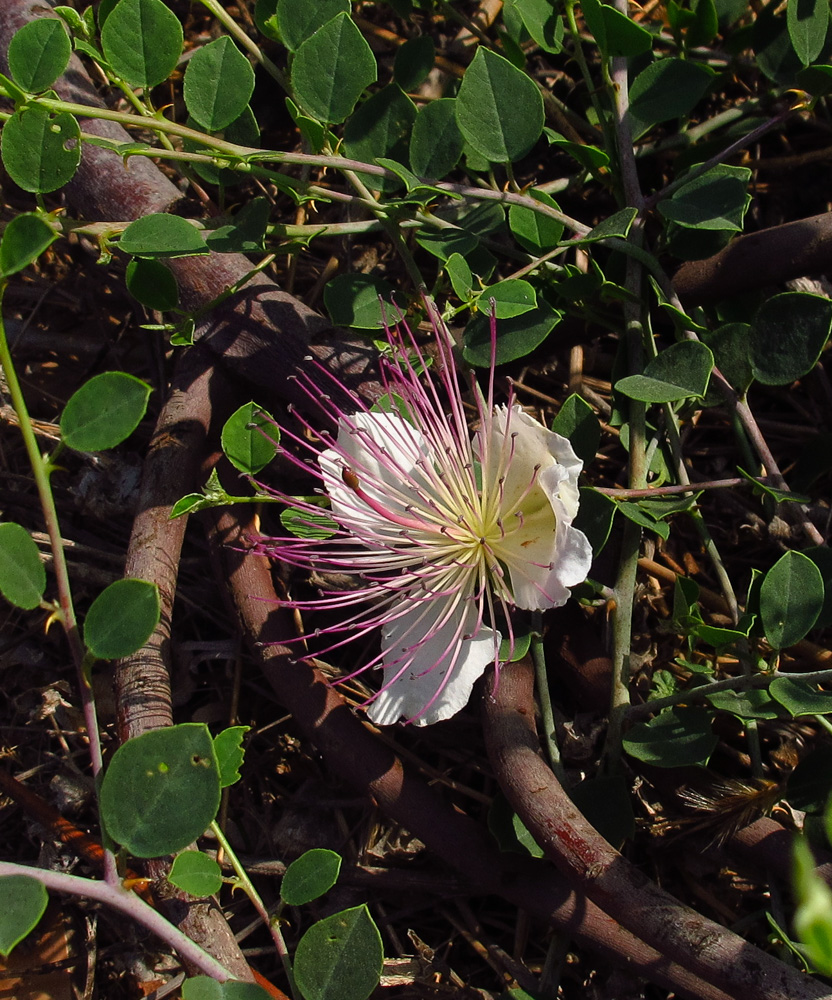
left=368, top=598, right=498, bottom=726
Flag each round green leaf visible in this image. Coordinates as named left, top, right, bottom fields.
left=294, top=905, right=383, bottom=1000
left=343, top=85, right=417, bottom=193
left=214, top=726, right=250, bottom=788
left=60, top=371, right=152, bottom=452
left=627, top=58, right=714, bottom=138
left=508, top=189, right=564, bottom=254
left=83, top=578, right=160, bottom=660
left=281, top=848, right=342, bottom=906
left=770, top=677, right=832, bottom=716
left=0, top=522, right=46, bottom=610
left=168, top=851, right=223, bottom=897
left=184, top=37, right=255, bottom=132
left=0, top=214, right=57, bottom=278
left=701, top=322, right=753, bottom=395
left=706, top=688, right=779, bottom=719
left=510, top=0, right=565, bottom=53
left=623, top=708, right=717, bottom=767
left=760, top=550, right=824, bottom=650
left=455, top=48, right=544, bottom=163
left=658, top=164, right=751, bottom=232
left=0, top=875, right=48, bottom=958
left=221, top=402, right=279, bottom=474
left=125, top=257, right=179, bottom=310
left=788, top=0, right=829, bottom=65
left=100, top=723, right=221, bottom=857
left=183, top=976, right=272, bottom=1000
left=749, top=291, right=832, bottom=385
left=292, top=12, right=377, bottom=124
left=324, top=273, right=398, bottom=330
left=550, top=393, right=600, bottom=466
left=393, top=35, right=435, bottom=90
left=582, top=0, right=653, bottom=56
left=463, top=305, right=561, bottom=367
left=276, top=0, right=350, bottom=51
left=100, top=0, right=183, bottom=89
left=8, top=18, right=71, bottom=92
left=119, top=214, right=209, bottom=259
left=615, top=341, right=714, bottom=402
left=480, top=278, right=537, bottom=319
left=1, top=106, right=81, bottom=194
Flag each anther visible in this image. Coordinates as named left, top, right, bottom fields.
left=342, top=468, right=360, bottom=490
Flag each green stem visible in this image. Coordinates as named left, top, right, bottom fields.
left=196, top=0, right=289, bottom=90
left=531, top=627, right=566, bottom=783
left=210, top=822, right=299, bottom=1000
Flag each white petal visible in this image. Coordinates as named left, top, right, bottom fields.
left=368, top=598, right=498, bottom=726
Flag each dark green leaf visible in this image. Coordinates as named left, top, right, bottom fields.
left=281, top=848, right=342, bottom=906
left=570, top=775, right=635, bottom=847
left=623, top=708, right=717, bottom=767
left=205, top=197, right=270, bottom=254
left=445, top=252, right=473, bottom=300
left=796, top=62, right=832, bottom=95
left=276, top=0, right=350, bottom=51
left=615, top=341, right=713, bottom=402
left=100, top=723, right=221, bottom=857
left=615, top=501, right=671, bottom=539
left=409, top=99, right=465, bottom=179
left=84, top=578, right=160, bottom=660
left=510, top=0, right=565, bottom=52
left=701, top=322, right=753, bottom=395
left=60, top=371, right=151, bottom=452
left=0, top=214, right=57, bottom=277
left=393, top=36, right=435, bottom=90
left=706, top=688, right=780, bottom=719
left=658, top=164, right=751, bottom=231
left=100, top=0, right=183, bottom=89
left=344, top=85, right=417, bottom=193
left=582, top=0, right=653, bottom=56
left=214, top=726, right=250, bottom=787
left=182, top=977, right=270, bottom=1000
left=324, top=273, right=398, bottom=330
left=749, top=292, right=832, bottom=385
left=573, top=487, right=615, bottom=556
left=184, top=37, right=255, bottom=132
left=508, top=189, right=564, bottom=253
left=487, top=793, right=544, bottom=857
left=794, top=836, right=832, bottom=975
left=788, top=0, right=829, bottom=65
left=168, top=851, right=223, bottom=897
left=627, top=58, right=714, bottom=138
left=787, top=746, right=832, bottom=812
left=294, top=906, right=383, bottom=1000
left=803, top=546, right=832, bottom=627
left=1, top=106, right=81, bottom=194
left=221, top=402, right=278, bottom=474
left=0, top=876, right=48, bottom=957
left=545, top=129, right=610, bottom=171
left=480, top=278, right=537, bottom=318
left=571, top=207, right=637, bottom=244
left=455, top=48, right=544, bottom=163
left=125, top=257, right=178, bottom=310
left=770, top=677, right=832, bottom=716
left=8, top=18, right=71, bottom=92
left=760, top=550, right=824, bottom=649
left=292, top=13, right=377, bottom=124
left=551, top=394, right=600, bottom=465
left=462, top=304, right=561, bottom=366
left=119, top=214, right=208, bottom=258
left=0, top=522, right=46, bottom=610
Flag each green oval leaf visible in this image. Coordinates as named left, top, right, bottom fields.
left=627, top=58, right=714, bottom=138
left=100, top=0, right=183, bottom=89
left=0, top=522, right=46, bottom=610
left=770, top=677, right=832, bottom=716
left=615, top=341, right=714, bottom=402
left=168, top=851, right=223, bottom=897
left=324, top=273, right=398, bottom=329
left=294, top=905, right=383, bottom=1000
left=343, top=84, right=417, bottom=192
left=276, top=0, right=350, bottom=51
left=125, top=257, right=179, bottom=310
left=184, top=37, right=255, bottom=132
left=658, top=164, right=752, bottom=232
left=393, top=35, right=435, bottom=90
left=214, top=726, right=250, bottom=787
left=760, top=550, right=824, bottom=650
left=623, top=708, right=717, bottom=767
left=409, top=99, right=465, bottom=179
left=281, top=848, right=342, bottom=906
left=182, top=976, right=271, bottom=1000
left=463, top=304, right=562, bottom=367
left=749, top=291, right=832, bottom=385
left=1, top=106, right=81, bottom=194
left=60, top=371, right=152, bottom=452
left=0, top=214, right=57, bottom=278
left=119, top=214, right=209, bottom=259
left=100, top=723, right=221, bottom=857
left=551, top=393, right=600, bottom=465
left=508, top=189, right=565, bottom=254
left=83, top=578, right=160, bottom=660
left=8, top=18, right=72, bottom=92
left=292, top=13, right=377, bottom=124
left=455, top=48, right=544, bottom=163
left=480, top=278, right=537, bottom=318
left=582, top=0, right=653, bottom=56
left=706, top=688, right=779, bottom=719
left=510, top=0, right=565, bottom=53
left=221, top=402, right=279, bottom=474
left=0, top=875, right=48, bottom=958
left=788, top=0, right=829, bottom=65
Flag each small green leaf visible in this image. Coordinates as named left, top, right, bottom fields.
left=324, top=273, right=398, bottom=330
left=0, top=214, right=57, bottom=278
left=770, top=677, right=832, bottom=716
left=409, top=99, right=465, bottom=179
left=8, top=18, right=71, bottom=92
left=463, top=304, right=561, bottom=366
left=623, top=708, right=717, bottom=767
left=544, top=129, right=610, bottom=171
left=788, top=0, right=829, bottom=65
left=573, top=487, right=615, bottom=556
left=182, top=977, right=271, bottom=1000
left=1, top=106, right=81, bottom=194
left=571, top=207, right=637, bottom=244
left=119, top=214, right=209, bottom=259
left=760, top=550, right=824, bottom=649
left=394, top=35, right=435, bottom=90
left=582, top=0, right=653, bottom=56
left=84, top=578, right=160, bottom=660
left=510, top=0, right=565, bottom=52
left=100, top=723, right=221, bottom=857
left=445, top=252, right=473, bottom=301
left=169, top=851, right=223, bottom=897
left=794, top=836, right=832, bottom=975
left=488, top=793, right=544, bottom=857
left=455, top=47, right=544, bottom=163
left=281, top=848, right=342, bottom=906
left=221, top=402, right=278, bottom=474
left=508, top=189, right=565, bottom=254
left=480, top=278, right=537, bottom=319
left=280, top=507, right=338, bottom=539
left=658, top=164, right=751, bottom=231
left=627, top=58, right=714, bottom=138
left=184, top=37, right=255, bottom=132
left=205, top=197, right=270, bottom=254
left=749, top=292, right=832, bottom=385
left=803, top=546, right=832, bottom=627
left=498, top=631, right=533, bottom=663
left=615, top=341, right=713, bottom=402
left=214, top=726, right=250, bottom=788
left=701, top=322, right=753, bottom=395
left=125, top=257, right=178, bottom=310
left=343, top=85, right=417, bottom=193
left=0, top=876, right=48, bottom=957
left=292, top=13, right=377, bottom=124
left=276, top=0, right=350, bottom=51
left=551, top=394, right=600, bottom=466
left=706, top=688, right=780, bottom=719
left=60, top=371, right=151, bottom=452
left=0, top=522, right=46, bottom=610
left=100, top=0, right=183, bottom=89
left=294, top=905, right=383, bottom=1000
left=615, top=501, right=671, bottom=540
